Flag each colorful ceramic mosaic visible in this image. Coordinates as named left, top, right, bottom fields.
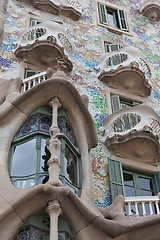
left=0, top=0, right=160, bottom=207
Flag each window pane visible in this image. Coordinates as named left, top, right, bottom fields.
left=123, top=172, right=134, bottom=186
left=38, top=175, right=49, bottom=185
left=11, top=139, right=36, bottom=176
left=14, top=179, right=35, bottom=189
left=107, top=11, right=116, bottom=27
left=58, top=232, right=66, bottom=240
left=124, top=186, right=136, bottom=197
left=65, top=146, right=77, bottom=186
left=40, top=138, right=48, bottom=173
left=139, top=177, right=153, bottom=191
left=140, top=190, right=154, bottom=196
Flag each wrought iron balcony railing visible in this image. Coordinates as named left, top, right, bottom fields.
left=14, top=21, right=73, bottom=72
left=97, top=47, right=152, bottom=96
left=100, top=104, right=160, bottom=163
left=139, top=0, right=160, bottom=21
left=32, top=0, right=82, bottom=20
left=125, top=195, right=160, bottom=217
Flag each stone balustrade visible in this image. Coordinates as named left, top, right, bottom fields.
left=125, top=195, right=160, bottom=217
left=97, top=47, right=152, bottom=96
left=100, top=104, right=160, bottom=163
left=22, top=71, right=47, bottom=92
left=139, top=0, right=160, bottom=21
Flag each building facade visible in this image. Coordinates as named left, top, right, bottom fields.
left=0, top=0, right=160, bottom=239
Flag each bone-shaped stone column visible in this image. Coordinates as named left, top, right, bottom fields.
left=46, top=200, right=62, bottom=240
left=47, top=97, right=63, bottom=186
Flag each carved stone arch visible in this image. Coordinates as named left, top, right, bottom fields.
left=0, top=75, right=98, bottom=203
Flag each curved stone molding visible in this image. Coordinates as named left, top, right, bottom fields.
left=100, top=104, right=160, bottom=163
left=97, top=47, right=152, bottom=96
left=139, top=0, right=160, bottom=21
left=14, top=21, right=73, bottom=72
left=32, top=0, right=82, bottom=20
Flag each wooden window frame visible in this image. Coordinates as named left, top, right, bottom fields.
left=95, top=0, right=133, bottom=36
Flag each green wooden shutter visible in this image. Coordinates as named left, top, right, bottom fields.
left=98, top=3, right=108, bottom=25
left=108, top=157, right=124, bottom=201
left=117, top=9, right=128, bottom=31
left=153, top=171, right=160, bottom=194
left=111, top=95, right=121, bottom=113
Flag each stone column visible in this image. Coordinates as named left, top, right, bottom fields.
left=47, top=97, right=63, bottom=186
left=46, top=200, right=62, bottom=240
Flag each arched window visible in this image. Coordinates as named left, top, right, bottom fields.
left=15, top=214, right=74, bottom=240
left=9, top=106, right=81, bottom=194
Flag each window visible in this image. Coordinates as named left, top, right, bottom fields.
left=9, top=106, right=81, bottom=194
left=108, top=158, right=160, bottom=215
left=15, top=214, right=74, bottom=240
left=30, top=19, right=42, bottom=26
left=98, top=3, right=128, bottom=32
left=104, top=42, right=123, bottom=53
left=111, top=95, right=140, bottom=113
left=24, top=69, right=40, bottom=78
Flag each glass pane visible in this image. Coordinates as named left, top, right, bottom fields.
left=64, top=183, right=76, bottom=193
left=139, top=177, right=153, bottom=191
left=14, top=179, right=35, bottom=189
left=38, top=175, right=49, bottom=185
left=140, top=190, right=154, bottom=196
left=65, top=146, right=77, bottom=186
left=107, top=11, right=116, bottom=27
left=17, top=231, right=29, bottom=240
left=123, top=172, right=134, bottom=186
left=11, top=139, right=36, bottom=176
left=58, top=232, right=66, bottom=240
left=124, top=186, right=136, bottom=197
left=40, top=138, right=48, bottom=173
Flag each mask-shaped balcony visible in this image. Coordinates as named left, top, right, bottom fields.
left=14, top=21, right=73, bottom=72
left=100, top=104, right=160, bottom=163
left=97, top=47, right=152, bottom=97
left=139, top=0, right=160, bottom=21
left=32, top=0, right=82, bottom=20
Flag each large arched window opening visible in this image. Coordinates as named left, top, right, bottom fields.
left=15, top=214, right=74, bottom=240
left=9, top=106, right=81, bottom=194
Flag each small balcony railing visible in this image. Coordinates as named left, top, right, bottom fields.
left=97, top=47, right=152, bottom=96
left=14, top=21, right=73, bottom=72
left=32, top=0, right=82, bottom=20
left=125, top=195, right=160, bottom=217
left=22, top=71, right=47, bottom=92
left=139, top=0, right=160, bottom=21
left=100, top=104, right=160, bottom=163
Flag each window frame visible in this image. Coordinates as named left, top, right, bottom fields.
left=30, top=19, right=42, bottom=26
left=95, top=0, right=132, bottom=36
left=9, top=107, right=82, bottom=195
left=24, top=69, right=41, bottom=79
left=108, top=157, right=160, bottom=201
left=104, top=42, right=123, bottom=53
left=110, top=94, right=141, bottom=113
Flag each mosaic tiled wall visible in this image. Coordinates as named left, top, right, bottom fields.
left=0, top=0, right=160, bottom=207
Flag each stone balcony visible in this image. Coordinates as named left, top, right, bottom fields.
left=14, top=21, right=73, bottom=72
left=125, top=195, right=160, bottom=217
left=31, top=0, right=82, bottom=20
left=139, top=0, right=160, bottom=21
left=97, top=47, right=152, bottom=97
left=100, top=104, right=160, bottom=163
